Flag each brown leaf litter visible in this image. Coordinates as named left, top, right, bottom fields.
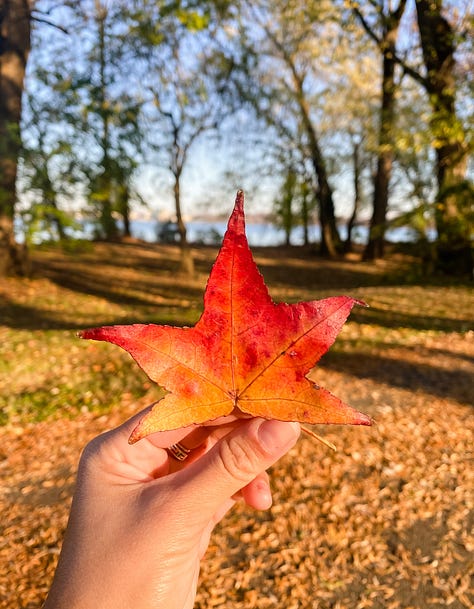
left=1, top=372, right=473, bottom=609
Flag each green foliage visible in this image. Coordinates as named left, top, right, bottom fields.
left=438, top=179, right=474, bottom=232
left=175, top=7, right=210, bottom=31
left=20, top=204, right=79, bottom=245
left=273, top=166, right=316, bottom=245
left=274, top=168, right=297, bottom=243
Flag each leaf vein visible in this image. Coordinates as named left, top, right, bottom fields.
left=131, top=338, right=229, bottom=397
left=238, top=300, right=349, bottom=397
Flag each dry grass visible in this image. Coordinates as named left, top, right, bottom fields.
left=0, top=241, right=473, bottom=608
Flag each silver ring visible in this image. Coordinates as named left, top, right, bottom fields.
left=167, top=442, right=191, bottom=461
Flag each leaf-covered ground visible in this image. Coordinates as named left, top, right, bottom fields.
left=1, top=242, right=473, bottom=608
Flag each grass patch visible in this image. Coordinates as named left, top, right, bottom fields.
left=2, top=241, right=472, bottom=425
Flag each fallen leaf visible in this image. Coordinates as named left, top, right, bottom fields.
left=79, top=191, right=371, bottom=442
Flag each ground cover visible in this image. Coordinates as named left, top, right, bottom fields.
left=0, top=241, right=472, bottom=608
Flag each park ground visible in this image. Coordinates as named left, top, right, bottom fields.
left=0, top=240, right=473, bottom=608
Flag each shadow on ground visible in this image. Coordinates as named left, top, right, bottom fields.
left=321, top=351, right=474, bottom=405
left=352, top=305, right=472, bottom=334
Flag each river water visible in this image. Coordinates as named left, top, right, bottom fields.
left=131, top=219, right=425, bottom=247
left=18, top=217, right=429, bottom=246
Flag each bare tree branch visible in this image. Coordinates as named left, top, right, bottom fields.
left=353, top=3, right=426, bottom=87
left=31, top=13, right=68, bottom=34
left=353, top=6, right=382, bottom=47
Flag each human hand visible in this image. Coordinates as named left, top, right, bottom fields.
left=43, top=410, right=300, bottom=609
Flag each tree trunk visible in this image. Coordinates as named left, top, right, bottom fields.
left=353, top=1, right=407, bottom=261
left=267, top=30, right=341, bottom=256
left=94, top=168, right=118, bottom=240
left=174, top=171, right=194, bottom=276
left=96, top=1, right=118, bottom=241
left=364, top=33, right=398, bottom=260
left=119, top=183, right=131, bottom=238
left=345, top=139, right=362, bottom=253
left=415, top=0, right=472, bottom=275
left=303, top=117, right=341, bottom=257
left=44, top=172, right=66, bottom=241
left=276, top=168, right=295, bottom=247
left=0, top=0, right=31, bottom=275
left=300, top=187, right=309, bottom=247
left=290, top=62, right=341, bottom=256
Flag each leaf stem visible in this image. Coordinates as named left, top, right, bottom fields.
left=301, top=427, right=337, bottom=451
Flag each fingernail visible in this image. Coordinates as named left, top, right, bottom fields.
left=257, top=420, right=300, bottom=454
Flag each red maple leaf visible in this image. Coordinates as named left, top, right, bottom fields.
left=80, top=191, right=371, bottom=443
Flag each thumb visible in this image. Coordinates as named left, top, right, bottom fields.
left=176, top=418, right=300, bottom=515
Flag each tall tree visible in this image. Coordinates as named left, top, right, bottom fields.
left=314, top=21, right=379, bottom=254
left=20, top=91, right=71, bottom=242
left=32, top=0, right=144, bottom=241
left=0, top=0, right=68, bottom=271
left=0, top=0, right=32, bottom=275
left=344, top=135, right=364, bottom=253
left=362, top=0, right=473, bottom=272
left=231, top=0, right=344, bottom=256
left=354, top=0, right=408, bottom=260
left=135, top=4, right=233, bottom=274
left=273, top=166, right=298, bottom=246
left=80, top=0, right=142, bottom=240
left=414, top=0, right=472, bottom=274
left=89, top=0, right=119, bottom=239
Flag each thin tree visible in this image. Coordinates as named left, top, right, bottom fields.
left=233, top=0, right=344, bottom=256
left=345, top=135, right=364, bottom=253
left=137, top=11, right=233, bottom=275
left=274, top=167, right=297, bottom=246
left=82, top=0, right=142, bottom=240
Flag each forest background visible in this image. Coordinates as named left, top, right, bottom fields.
left=0, top=0, right=473, bottom=277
